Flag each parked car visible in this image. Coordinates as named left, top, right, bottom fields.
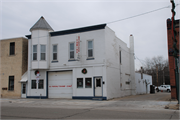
left=155, top=85, right=171, bottom=92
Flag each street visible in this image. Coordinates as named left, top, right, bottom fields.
left=1, top=92, right=179, bottom=119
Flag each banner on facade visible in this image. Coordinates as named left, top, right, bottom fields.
left=76, top=35, right=80, bottom=60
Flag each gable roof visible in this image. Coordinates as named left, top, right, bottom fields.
left=30, top=16, right=54, bottom=32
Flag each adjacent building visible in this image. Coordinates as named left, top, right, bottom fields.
left=25, top=16, right=136, bottom=100
left=166, top=19, right=179, bottom=99
left=135, top=72, right=152, bottom=95
left=0, top=37, right=28, bottom=98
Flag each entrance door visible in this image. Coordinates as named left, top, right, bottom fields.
left=21, top=83, right=26, bottom=98
left=95, top=78, right=102, bottom=96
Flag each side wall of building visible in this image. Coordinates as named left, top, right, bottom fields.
left=167, top=19, right=179, bottom=99
left=0, top=37, right=28, bottom=98
left=105, top=27, right=135, bottom=99
left=135, top=72, right=152, bottom=94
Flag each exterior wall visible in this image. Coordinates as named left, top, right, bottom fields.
left=167, top=19, right=179, bottom=99
left=31, top=30, right=50, bottom=69
left=135, top=72, right=152, bottom=94
left=27, top=29, right=107, bottom=98
left=0, top=37, right=28, bottom=98
left=105, top=27, right=135, bottom=99
left=27, top=24, right=135, bottom=100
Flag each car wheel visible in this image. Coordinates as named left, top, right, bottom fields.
left=167, top=89, right=170, bottom=92
left=156, top=89, right=159, bottom=92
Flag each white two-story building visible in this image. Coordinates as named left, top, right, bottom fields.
left=24, top=16, right=136, bottom=100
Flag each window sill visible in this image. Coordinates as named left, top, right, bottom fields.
left=68, top=59, right=76, bottom=62
left=9, top=54, right=15, bottom=57
left=86, top=58, right=94, bottom=60
left=8, top=90, right=14, bottom=92
left=51, top=61, right=58, bottom=63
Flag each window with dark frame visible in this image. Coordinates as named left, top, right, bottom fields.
left=77, top=78, right=83, bottom=88
left=85, top=78, right=92, bottom=88
left=10, top=42, right=15, bottom=55
left=31, top=80, right=36, bottom=89
left=33, top=45, right=37, bottom=60
left=8, top=76, right=14, bottom=91
left=53, top=45, right=57, bottom=60
left=88, top=41, right=93, bottom=57
left=38, top=80, right=44, bottom=89
left=70, top=43, right=75, bottom=59
left=41, top=45, right=46, bottom=60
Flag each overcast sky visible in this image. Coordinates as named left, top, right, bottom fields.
left=0, top=0, right=180, bottom=69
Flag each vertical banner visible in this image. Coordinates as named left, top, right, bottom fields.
left=76, top=35, right=80, bottom=60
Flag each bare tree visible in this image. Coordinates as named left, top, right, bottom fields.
left=136, top=56, right=170, bottom=86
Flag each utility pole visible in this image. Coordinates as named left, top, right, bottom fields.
left=170, top=0, right=179, bottom=103
left=163, top=67, right=165, bottom=85
left=156, top=65, right=158, bottom=87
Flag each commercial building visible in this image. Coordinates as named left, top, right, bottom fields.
left=25, top=16, right=136, bottom=100
left=0, top=37, right=28, bottom=98
left=166, top=19, right=179, bottom=99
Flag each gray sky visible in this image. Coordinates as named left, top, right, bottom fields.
left=1, top=0, right=180, bottom=70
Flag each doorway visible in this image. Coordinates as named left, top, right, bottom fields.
left=95, top=77, right=102, bottom=96
left=21, top=83, right=26, bottom=98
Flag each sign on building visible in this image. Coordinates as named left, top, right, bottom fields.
left=76, top=35, right=80, bottom=60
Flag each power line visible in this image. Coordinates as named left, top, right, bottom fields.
left=107, top=4, right=179, bottom=24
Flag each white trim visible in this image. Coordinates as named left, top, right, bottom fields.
left=40, top=44, right=46, bottom=61
left=52, top=44, right=58, bottom=61
left=87, top=40, right=94, bottom=59
left=69, top=42, right=75, bottom=60
left=32, top=44, right=37, bottom=61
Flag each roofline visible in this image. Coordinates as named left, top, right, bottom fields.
left=26, top=23, right=106, bottom=39
left=0, top=37, right=28, bottom=41
left=50, top=23, right=106, bottom=37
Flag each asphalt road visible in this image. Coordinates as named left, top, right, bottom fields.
left=1, top=92, right=179, bottom=119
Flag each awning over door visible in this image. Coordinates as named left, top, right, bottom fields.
left=20, top=71, right=28, bottom=82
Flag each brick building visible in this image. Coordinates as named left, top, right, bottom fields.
left=166, top=19, right=179, bottom=99
left=0, top=37, right=28, bottom=98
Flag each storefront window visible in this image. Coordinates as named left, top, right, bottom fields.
left=77, top=78, right=83, bottom=88
left=38, top=80, right=44, bottom=89
left=85, top=78, right=92, bottom=88
left=31, top=80, right=36, bottom=89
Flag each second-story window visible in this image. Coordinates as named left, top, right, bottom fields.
left=69, top=43, right=75, bottom=59
left=53, top=45, right=57, bottom=61
left=10, top=42, right=15, bottom=55
left=41, top=45, right=46, bottom=60
left=33, top=45, right=37, bottom=60
left=88, top=40, right=93, bottom=58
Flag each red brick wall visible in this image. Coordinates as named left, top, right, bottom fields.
left=167, top=19, right=179, bottom=99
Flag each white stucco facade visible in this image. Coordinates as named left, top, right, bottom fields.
left=135, top=72, right=152, bottom=95
left=25, top=17, right=136, bottom=100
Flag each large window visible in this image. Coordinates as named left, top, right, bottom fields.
left=85, top=78, right=92, bottom=88
left=53, top=45, right=57, bottom=60
left=8, top=76, right=14, bottom=91
left=10, top=42, right=15, bottom=55
left=38, top=80, right=44, bottom=89
left=69, top=43, right=75, bottom=59
left=88, top=41, right=93, bottom=57
left=33, top=45, right=37, bottom=60
left=41, top=45, right=46, bottom=60
left=31, top=80, right=36, bottom=89
left=77, top=78, right=83, bottom=88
